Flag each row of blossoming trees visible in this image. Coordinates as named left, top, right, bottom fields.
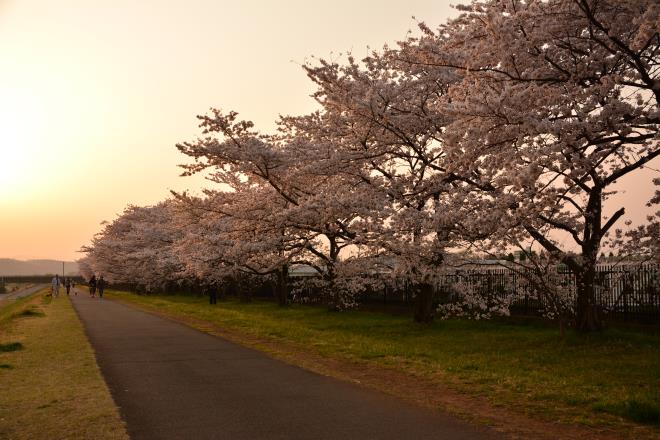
left=80, top=0, right=659, bottom=332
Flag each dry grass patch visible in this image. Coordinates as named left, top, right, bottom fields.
left=0, top=290, right=128, bottom=440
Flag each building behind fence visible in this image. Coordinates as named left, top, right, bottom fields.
left=360, top=264, right=659, bottom=324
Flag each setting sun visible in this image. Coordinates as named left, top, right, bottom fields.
left=0, top=86, right=45, bottom=192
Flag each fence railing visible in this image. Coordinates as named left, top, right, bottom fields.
left=360, top=264, right=659, bottom=323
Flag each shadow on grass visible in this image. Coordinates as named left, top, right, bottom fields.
left=0, top=342, right=24, bottom=352
left=36, top=399, right=58, bottom=410
left=594, top=399, right=660, bottom=426
left=0, top=363, right=12, bottom=369
left=13, top=307, right=45, bottom=318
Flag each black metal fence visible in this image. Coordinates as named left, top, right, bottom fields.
left=360, top=264, right=659, bottom=324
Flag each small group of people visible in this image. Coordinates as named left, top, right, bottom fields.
left=87, top=274, right=106, bottom=299
left=50, top=274, right=106, bottom=299
left=50, top=274, right=76, bottom=297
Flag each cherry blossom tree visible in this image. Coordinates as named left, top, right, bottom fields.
left=175, top=110, right=381, bottom=308
left=76, top=255, right=94, bottom=282
left=81, top=201, right=187, bottom=292
left=173, top=187, right=307, bottom=304
left=290, top=49, right=471, bottom=322
left=391, top=0, right=659, bottom=331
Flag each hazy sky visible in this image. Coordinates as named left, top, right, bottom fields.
left=0, top=0, right=463, bottom=260
left=0, top=1, right=656, bottom=261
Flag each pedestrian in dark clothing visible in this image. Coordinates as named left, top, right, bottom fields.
left=98, top=276, right=106, bottom=300
left=207, top=285, right=217, bottom=305
left=89, top=275, right=97, bottom=298
left=65, top=278, right=71, bottom=295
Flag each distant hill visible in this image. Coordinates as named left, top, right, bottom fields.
left=0, top=259, right=79, bottom=276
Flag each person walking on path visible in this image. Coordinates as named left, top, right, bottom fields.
left=97, top=276, right=106, bottom=300
left=51, top=274, right=60, bottom=297
left=206, top=284, right=217, bottom=305
left=65, top=278, right=71, bottom=296
left=89, top=275, right=97, bottom=298
left=72, top=280, right=77, bottom=295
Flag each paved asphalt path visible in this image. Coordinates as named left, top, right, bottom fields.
left=0, top=284, right=47, bottom=303
left=71, top=295, right=500, bottom=440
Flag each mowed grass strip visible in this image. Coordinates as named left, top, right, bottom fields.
left=108, top=290, right=660, bottom=433
left=0, top=290, right=128, bottom=440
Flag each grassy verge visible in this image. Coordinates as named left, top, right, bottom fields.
left=0, top=290, right=128, bottom=440
left=108, top=290, right=659, bottom=436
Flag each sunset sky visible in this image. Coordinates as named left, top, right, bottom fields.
left=0, top=0, right=464, bottom=261
left=0, top=0, right=656, bottom=261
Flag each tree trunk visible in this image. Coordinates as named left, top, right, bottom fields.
left=239, top=283, right=252, bottom=303
left=324, top=263, right=340, bottom=311
left=558, top=316, right=567, bottom=340
left=575, top=268, right=602, bottom=332
left=275, top=266, right=289, bottom=306
left=574, top=187, right=605, bottom=333
left=414, top=282, right=434, bottom=323
left=326, top=280, right=341, bottom=311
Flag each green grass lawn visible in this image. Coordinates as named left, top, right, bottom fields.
left=108, top=289, right=659, bottom=433
left=0, top=290, right=128, bottom=440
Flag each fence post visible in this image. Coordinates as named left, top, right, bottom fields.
left=524, top=292, right=529, bottom=315
left=623, top=273, right=629, bottom=322
left=487, top=274, right=493, bottom=305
